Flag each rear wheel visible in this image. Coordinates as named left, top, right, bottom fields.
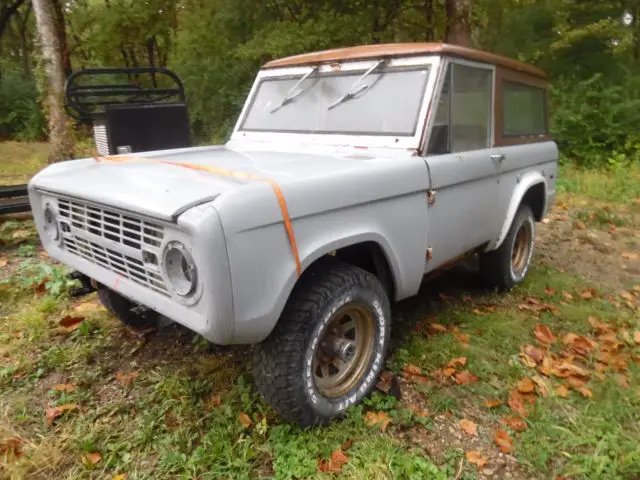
left=253, top=262, right=391, bottom=427
left=480, top=204, right=536, bottom=291
left=97, top=288, right=159, bottom=329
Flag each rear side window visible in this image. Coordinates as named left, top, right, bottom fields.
left=503, top=81, right=547, bottom=137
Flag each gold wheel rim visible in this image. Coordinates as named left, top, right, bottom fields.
left=512, top=223, right=532, bottom=275
left=313, top=303, right=376, bottom=398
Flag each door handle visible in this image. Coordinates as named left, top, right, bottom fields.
left=490, top=153, right=505, bottom=162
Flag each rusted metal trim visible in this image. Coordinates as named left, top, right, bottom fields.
left=263, top=43, right=547, bottom=79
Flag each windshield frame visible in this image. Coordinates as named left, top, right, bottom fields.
left=231, top=55, right=441, bottom=150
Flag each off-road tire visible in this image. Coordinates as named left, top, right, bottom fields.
left=480, top=204, right=536, bottom=291
left=98, top=288, right=158, bottom=329
left=253, top=261, right=391, bottom=427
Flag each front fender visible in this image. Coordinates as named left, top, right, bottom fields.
left=489, top=172, right=547, bottom=251
left=223, top=190, right=428, bottom=344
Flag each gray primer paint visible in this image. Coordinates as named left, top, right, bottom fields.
left=29, top=55, right=558, bottom=345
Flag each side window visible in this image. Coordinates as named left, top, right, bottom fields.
left=503, top=81, right=547, bottom=137
left=428, top=63, right=493, bottom=155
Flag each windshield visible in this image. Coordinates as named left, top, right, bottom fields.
left=240, top=66, right=431, bottom=137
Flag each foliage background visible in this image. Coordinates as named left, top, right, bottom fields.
left=1, top=0, right=639, bottom=165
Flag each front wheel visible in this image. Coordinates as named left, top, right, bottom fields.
left=480, top=204, right=536, bottom=291
left=253, top=262, right=391, bottom=427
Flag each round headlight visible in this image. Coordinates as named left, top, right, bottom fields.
left=44, top=205, right=60, bottom=242
left=163, top=241, right=197, bottom=297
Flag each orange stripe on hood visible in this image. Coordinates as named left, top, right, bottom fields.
left=94, top=155, right=302, bottom=276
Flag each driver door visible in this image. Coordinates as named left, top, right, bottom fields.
left=423, top=60, right=502, bottom=272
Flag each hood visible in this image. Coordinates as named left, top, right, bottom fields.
left=29, top=145, right=407, bottom=221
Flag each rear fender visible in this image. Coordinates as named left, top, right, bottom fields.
left=489, top=172, right=546, bottom=251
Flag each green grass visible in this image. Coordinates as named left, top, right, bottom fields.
left=1, top=145, right=639, bottom=479
left=0, top=141, right=48, bottom=185
left=558, top=162, right=640, bottom=205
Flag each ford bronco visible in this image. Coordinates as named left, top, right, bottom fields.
left=29, top=43, right=557, bottom=426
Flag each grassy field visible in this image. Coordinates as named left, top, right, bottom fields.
left=1, top=142, right=639, bottom=479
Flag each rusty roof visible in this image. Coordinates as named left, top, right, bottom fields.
left=263, top=42, right=546, bottom=79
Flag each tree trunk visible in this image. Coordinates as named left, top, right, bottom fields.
left=51, top=0, right=72, bottom=77
left=444, top=0, right=473, bottom=46
left=32, top=0, right=74, bottom=163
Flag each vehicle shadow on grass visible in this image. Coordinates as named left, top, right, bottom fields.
left=121, top=258, right=488, bottom=381
left=389, top=259, right=487, bottom=353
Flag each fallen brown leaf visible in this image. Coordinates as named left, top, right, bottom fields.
left=567, top=376, right=587, bottom=389
left=494, top=429, right=513, bottom=453
left=443, top=366, right=456, bottom=377
left=634, top=331, right=640, bottom=345
left=544, top=286, right=556, bottom=295
left=428, top=323, right=447, bottom=334
left=318, top=449, right=349, bottom=473
left=578, top=387, right=593, bottom=398
left=84, top=452, right=102, bottom=465
left=363, top=411, right=391, bottom=432
left=453, top=331, right=470, bottom=345
left=562, top=291, right=574, bottom=301
left=239, top=412, right=253, bottom=428
left=531, top=375, right=550, bottom=398
left=58, top=315, right=85, bottom=332
left=622, top=251, right=639, bottom=260
left=73, top=300, right=104, bottom=314
left=574, top=220, right=586, bottom=230
left=52, top=383, right=76, bottom=393
left=465, top=450, right=488, bottom=468
left=483, top=399, right=503, bottom=408
left=447, top=357, right=467, bottom=368
left=534, top=324, right=557, bottom=345
left=580, top=288, right=597, bottom=300
left=0, top=437, right=24, bottom=459
left=555, top=385, right=570, bottom=398
left=411, top=374, right=429, bottom=385
left=459, top=419, right=478, bottom=436
left=454, top=370, right=478, bottom=385
left=341, top=439, right=353, bottom=451
left=0, top=256, right=8, bottom=268
left=115, top=371, right=139, bottom=386
left=517, top=377, right=535, bottom=394
left=508, top=390, right=526, bottom=417
left=45, top=403, right=78, bottom=426
left=376, top=370, right=394, bottom=393
left=403, top=364, right=422, bottom=376
left=500, top=416, right=527, bottom=432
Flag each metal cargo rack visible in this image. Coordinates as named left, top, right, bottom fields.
left=1, top=67, right=192, bottom=216
left=65, top=67, right=192, bottom=156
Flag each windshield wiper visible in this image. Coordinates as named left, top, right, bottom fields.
left=270, top=66, right=318, bottom=114
left=327, top=60, right=385, bottom=110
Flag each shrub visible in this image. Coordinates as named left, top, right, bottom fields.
left=550, top=72, right=640, bottom=167
left=0, top=71, right=46, bottom=141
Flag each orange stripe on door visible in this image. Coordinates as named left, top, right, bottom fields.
left=94, top=155, right=302, bottom=276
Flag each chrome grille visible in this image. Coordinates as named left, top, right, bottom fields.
left=53, top=196, right=169, bottom=297
left=58, top=198, right=164, bottom=250
left=63, top=235, right=168, bottom=296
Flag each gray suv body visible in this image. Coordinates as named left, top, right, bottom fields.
left=29, top=43, right=558, bottom=425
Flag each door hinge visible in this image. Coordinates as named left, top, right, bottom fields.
left=426, top=247, right=433, bottom=261
left=426, top=189, right=436, bottom=205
